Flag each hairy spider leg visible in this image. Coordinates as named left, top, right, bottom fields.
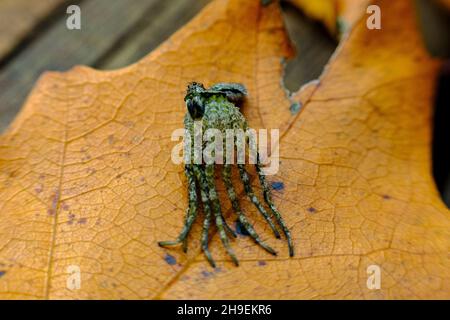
left=237, top=164, right=281, bottom=239
left=181, top=168, right=192, bottom=251
left=201, top=203, right=215, bottom=267
left=222, top=164, right=277, bottom=255
left=255, top=155, right=294, bottom=257
left=158, top=164, right=199, bottom=248
left=196, top=166, right=236, bottom=239
left=220, top=212, right=237, bottom=238
left=190, top=165, right=216, bottom=267
left=203, top=164, right=239, bottom=266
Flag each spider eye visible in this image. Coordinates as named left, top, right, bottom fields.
left=187, top=97, right=204, bottom=119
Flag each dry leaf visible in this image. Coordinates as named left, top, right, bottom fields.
left=0, top=0, right=448, bottom=300
left=289, top=0, right=370, bottom=36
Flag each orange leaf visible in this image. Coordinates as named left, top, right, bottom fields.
left=0, top=0, right=448, bottom=299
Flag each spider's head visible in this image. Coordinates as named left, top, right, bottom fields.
left=185, top=82, right=206, bottom=119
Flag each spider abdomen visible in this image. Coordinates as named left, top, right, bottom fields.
left=201, top=95, right=247, bottom=133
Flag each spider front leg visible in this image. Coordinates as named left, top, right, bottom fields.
left=158, top=164, right=199, bottom=250
left=255, top=154, right=294, bottom=257
left=222, top=164, right=277, bottom=255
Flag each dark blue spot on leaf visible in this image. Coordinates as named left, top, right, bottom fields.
left=258, top=261, right=266, bottom=266
left=235, top=220, right=249, bottom=236
left=271, top=181, right=284, bottom=191
left=164, top=254, right=177, bottom=265
left=0, top=270, right=5, bottom=278
left=308, top=207, right=317, bottom=213
left=201, top=270, right=212, bottom=277
left=289, top=102, right=301, bottom=115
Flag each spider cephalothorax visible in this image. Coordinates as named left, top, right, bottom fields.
left=159, top=82, right=293, bottom=267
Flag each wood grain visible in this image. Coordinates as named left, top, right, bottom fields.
left=0, top=0, right=161, bottom=131
left=0, top=0, right=66, bottom=61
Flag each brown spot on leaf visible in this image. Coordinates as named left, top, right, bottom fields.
left=35, top=184, right=43, bottom=194
left=108, top=135, right=115, bottom=145
left=47, top=191, right=60, bottom=216
left=9, top=171, right=19, bottom=178
left=308, top=207, right=317, bottom=213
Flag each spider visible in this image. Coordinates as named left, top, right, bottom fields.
left=158, top=82, right=293, bottom=267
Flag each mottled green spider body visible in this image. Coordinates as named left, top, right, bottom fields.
left=158, top=82, right=293, bottom=267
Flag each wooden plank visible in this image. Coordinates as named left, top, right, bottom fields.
left=98, top=0, right=210, bottom=69
left=0, top=0, right=163, bottom=132
left=0, top=0, right=66, bottom=61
